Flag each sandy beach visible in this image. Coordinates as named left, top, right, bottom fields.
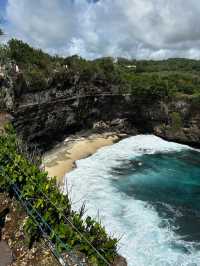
left=43, top=131, right=126, bottom=186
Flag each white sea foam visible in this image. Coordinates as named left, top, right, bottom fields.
left=64, top=135, right=200, bottom=266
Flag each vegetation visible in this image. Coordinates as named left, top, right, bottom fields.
left=171, top=112, right=182, bottom=132
left=0, top=39, right=200, bottom=100
left=0, top=44, right=9, bottom=65
left=0, top=125, right=118, bottom=265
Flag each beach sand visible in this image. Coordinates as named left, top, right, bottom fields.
left=43, top=132, right=125, bottom=186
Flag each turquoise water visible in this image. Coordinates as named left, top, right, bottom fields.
left=111, top=150, right=200, bottom=245
left=65, top=135, right=200, bottom=265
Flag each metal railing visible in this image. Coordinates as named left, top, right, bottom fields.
left=1, top=153, right=111, bottom=266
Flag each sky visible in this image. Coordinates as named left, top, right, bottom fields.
left=1, top=0, right=200, bottom=59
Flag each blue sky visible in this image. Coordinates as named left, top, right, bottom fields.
left=0, top=0, right=7, bottom=21
left=0, top=0, right=7, bottom=9
left=1, top=0, right=200, bottom=59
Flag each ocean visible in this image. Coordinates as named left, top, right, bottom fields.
left=64, top=135, right=200, bottom=266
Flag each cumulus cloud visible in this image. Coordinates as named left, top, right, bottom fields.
left=3, top=0, right=200, bottom=59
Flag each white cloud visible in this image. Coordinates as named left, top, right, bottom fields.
left=3, top=0, right=200, bottom=59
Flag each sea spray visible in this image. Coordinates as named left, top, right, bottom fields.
left=64, top=135, right=200, bottom=266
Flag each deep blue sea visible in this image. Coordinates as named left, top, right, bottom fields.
left=64, top=135, right=200, bottom=266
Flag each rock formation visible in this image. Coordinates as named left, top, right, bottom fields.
left=0, top=68, right=199, bottom=150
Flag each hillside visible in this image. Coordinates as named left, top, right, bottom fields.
left=2, top=39, right=200, bottom=99
left=0, top=40, right=200, bottom=149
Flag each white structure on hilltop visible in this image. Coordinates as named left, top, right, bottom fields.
left=126, top=65, right=137, bottom=69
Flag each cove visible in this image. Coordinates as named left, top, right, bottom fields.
left=64, top=135, right=200, bottom=266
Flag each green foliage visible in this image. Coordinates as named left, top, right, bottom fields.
left=8, top=39, right=53, bottom=70
left=1, top=39, right=200, bottom=99
left=0, top=126, right=118, bottom=264
left=7, top=39, right=63, bottom=91
left=191, top=92, right=200, bottom=105
left=25, top=68, right=47, bottom=91
left=171, top=112, right=182, bottom=132
left=0, top=44, right=10, bottom=65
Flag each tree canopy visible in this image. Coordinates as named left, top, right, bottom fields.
left=1, top=39, right=200, bottom=100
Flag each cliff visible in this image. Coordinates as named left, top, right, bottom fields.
left=0, top=68, right=200, bottom=150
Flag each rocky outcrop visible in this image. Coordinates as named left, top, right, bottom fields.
left=0, top=70, right=200, bottom=150
left=154, top=99, right=200, bottom=147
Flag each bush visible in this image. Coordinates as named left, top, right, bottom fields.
left=0, top=44, right=10, bottom=65
left=191, top=92, right=200, bottom=105
left=7, top=39, right=60, bottom=91
left=171, top=112, right=182, bottom=132
left=0, top=125, right=118, bottom=265
left=25, top=68, right=48, bottom=91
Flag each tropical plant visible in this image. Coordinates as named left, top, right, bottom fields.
left=0, top=125, right=118, bottom=265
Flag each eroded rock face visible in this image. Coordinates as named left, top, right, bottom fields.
left=0, top=71, right=200, bottom=150
left=154, top=100, right=200, bottom=147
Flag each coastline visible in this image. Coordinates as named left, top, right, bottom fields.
left=43, top=131, right=128, bottom=186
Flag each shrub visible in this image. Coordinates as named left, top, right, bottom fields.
left=191, top=92, right=200, bottom=105
left=171, top=112, right=182, bottom=132
left=0, top=125, right=118, bottom=265
left=25, top=68, right=48, bottom=91
left=0, top=44, right=10, bottom=65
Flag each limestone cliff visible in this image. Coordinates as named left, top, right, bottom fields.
left=0, top=68, right=200, bottom=150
